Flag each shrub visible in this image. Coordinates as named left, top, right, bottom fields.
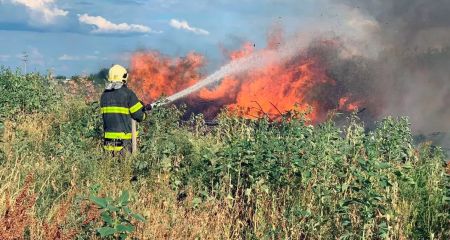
left=0, top=68, right=61, bottom=119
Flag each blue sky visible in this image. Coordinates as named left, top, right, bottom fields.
left=0, top=0, right=354, bottom=76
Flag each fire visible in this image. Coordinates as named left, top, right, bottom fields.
left=339, top=96, right=361, bottom=112
left=198, top=51, right=333, bottom=121
left=129, top=36, right=364, bottom=122
left=130, top=51, right=203, bottom=103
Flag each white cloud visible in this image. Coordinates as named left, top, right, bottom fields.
left=0, top=54, right=10, bottom=61
left=58, top=54, right=99, bottom=61
left=10, top=0, right=68, bottom=24
left=58, top=54, right=79, bottom=61
left=157, top=0, right=178, bottom=8
left=85, top=55, right=98, bottom=60
left=169, top=19, right=209, bottom=35
left=78, top=14, right=155, bottom=34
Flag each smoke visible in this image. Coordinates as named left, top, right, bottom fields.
left=319, top=0, right=450, bottom=155
left=329, top=0, right=450, bottom=135
left=337, top=0, right=450, bottom=50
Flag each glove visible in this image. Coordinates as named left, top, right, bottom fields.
left=144, top=103, right=153, bottom=112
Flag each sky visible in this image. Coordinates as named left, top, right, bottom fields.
left=0, top=0, right=357, bottom=76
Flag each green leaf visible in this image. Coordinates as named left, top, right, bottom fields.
left=341, top=183, right=349, bottom=192
left=394, top=170, right=403, bottom=177
left=123, top=206, right=132, bottom=214
left=90, top=195, right=107, bottom=208
left=342, top=219, right=352, bottom=227
left=131, top=213, right=146, bottom=222
left=118, top=191, right=129, bottom=206
left=119, top=233, right=128, bottom=240
left=192, top=197, right=202, bottom=207
left=376, top=162, right=391, bottom=169
left=302, top=170, right=312, bottom=182
left=107, top=205, right=120, bottom=212
left=379, top=179, right=392, bottom=188
left=97, top=227, right=117, bottom=237
left=116, top=224, right=134, bottom=233
left=296, top=210, right=311, bottom=217
left=89, top=184, right=101, bottom=194
left=101, top=212, right=113, bottom=224
left=443, top=196, right=450, bottom=203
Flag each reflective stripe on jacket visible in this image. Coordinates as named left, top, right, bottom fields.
left=100, top=85, right=145, bottom=145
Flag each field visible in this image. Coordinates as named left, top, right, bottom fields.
left=0, top=68, right=449, bottom=239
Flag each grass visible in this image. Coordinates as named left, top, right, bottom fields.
left=0, top=68, right=448, bottom=239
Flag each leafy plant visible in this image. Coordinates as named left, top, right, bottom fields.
left=0, top=68, right=62, bottom=119
left=88, top=187, right=145, bottom=239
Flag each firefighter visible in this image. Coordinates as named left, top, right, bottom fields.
left=100, top=64, right=151, bottom=154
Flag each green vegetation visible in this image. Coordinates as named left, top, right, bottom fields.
left=86, top=185, right=146, bottom=239
left=0, top=69, right=448, bottom=239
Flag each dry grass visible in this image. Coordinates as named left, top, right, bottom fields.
left=0, top=174, right=36, bottom=239
left=133, top=180, right=234, bottom=239
left=40, top=190, right=79, bottom=240
left=0, top=81, right=448, bottom=239
left=0, top=175, right=80, bottom=240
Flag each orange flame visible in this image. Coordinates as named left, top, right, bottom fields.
left=198, top=50, right=333, bottom=121
left=130, top=51, right=204, bottom=102
left=339, top=96, right=361, bottom=112
left=129, top=36, right=363, bottom=122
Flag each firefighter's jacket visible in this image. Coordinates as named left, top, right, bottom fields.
left=100, top=84, right=145, bottom=151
